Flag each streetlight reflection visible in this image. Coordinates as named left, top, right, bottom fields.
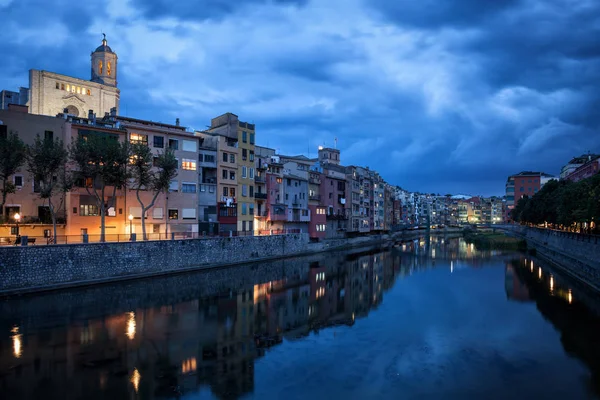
left=130, top=368, right=141, bottom=393
left=11, top=326, right=22, bottom=358
left=126, top=312, right=136, bottom=340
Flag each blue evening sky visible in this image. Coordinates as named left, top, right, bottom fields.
left=1, top=0, right=599, bottom=196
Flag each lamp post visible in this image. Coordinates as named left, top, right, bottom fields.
left=128, top=214, right=133, bottom=236
left=13, top=212, right=20, bottom=237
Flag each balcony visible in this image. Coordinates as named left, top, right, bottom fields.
left=255, top=175, right=266, bottom=183
left=270, top=212, right=287, bottom=222
left=254, top=192, right=267, bottom=200
left=254, top=210, right=268, bottom=218
left=327, top=211, right=348, bottom=220
left=309, top=177, right=321, bottom=185
left=291, top=202, right=302, bottom=208
left=309, top=194, right=321, bottom=201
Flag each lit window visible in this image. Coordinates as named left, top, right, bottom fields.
left=130, top=133, right=148, bottom=145
left=107, top=61, right=111, bottom=76
left=77, top=87, right=81, bottom=94
left=99, top=60, right=103, bottom=75
left=66, top=84, right=70, bottom=91
left=86, top=89, right=91, bottom=95
left=182, top=159, right=196, bottom=171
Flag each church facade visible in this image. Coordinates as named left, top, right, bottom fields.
left=24, top=36, right=120, bottom=117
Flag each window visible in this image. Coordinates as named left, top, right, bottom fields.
left=242, top=148, right=247, bottom=160
left=230, top=171, right=236, bottom=180
left=230, top=188, right=236, bottom=197
left=182, top=140, right=197, bottom=152
left=168, top=209, right=179, bottom=220
left=99, top=60, right=103, bottom=74
left=329, top=193, right=332, bottom=199
left=182, top=209, right=196, bottom=220
left=250, top=133, right=255, bottom=144
left=222, top=169, right=228, bottom=179
left=242, top=131, right=247, bottom=143
left=242, top=166, right=247, bottom=178
left=242, top=185, right=248, bottom=197
left=44, top=130, right=53, bottom=141
left=249, top=204, right=254, bottom=215
left=182, top=159, right=197, bottom=171
left=223, top=187, right=229, bottom=197
left=249, top=151, right=254, bottom=161
left=250, top=186, right=254, bottom=197
left=87, top=89, right=91, bottom=96
left=285, top=194, right=289, bottom=200
left=204, top=154, right=215, bottom=163
left=242, top=203, right=247, bottom=215
left=130, top=133, right=148, bottom=145
left=13, top=176, right=23, bottom=187
left=154, top=136, right=164, bottom=148
left=55, top=82, right=59, bottom=89
left=242, top=221, right=247, bottom=231
left=276, top=177, right=283, bottom=184
left=200, top=184, right=206, bottom=192
left=60, top=83, right=65, bottom=90
left=130, top=207, right=145, bottom=219
left=520, top=187, right=524, bottom=192
left=80, top=204, right=99, bottom=216
left=107, top=61, right=111, bottom=76
left=169, top=180, right=178, bottom=192
left=153, top=208, right=164, bottom=219
left=230, top=154, right=235, bottom=163
left=287, top=179, right=291, bottom=186
left=169, top=139, right=179, bottom=150
left=209, top=185, right=215, bottom=193
left=223, top=152, right=228, bottom=162
left=249, top=168, right=254, bottom=179
left=302, top=210, right=309, bottom=216
left=182, top=183, right=196, bottom=193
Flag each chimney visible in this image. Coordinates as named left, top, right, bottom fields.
left=110, top=107, right=117, bottom=117
left=176, top=118, right=180, bottom=127
left=88, top=109, right=94, bottom=120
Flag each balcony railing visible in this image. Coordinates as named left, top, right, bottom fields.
left=254, top=192, right=268, bottom=200
left=291, top=202, right=302, bottom=208
left=309, top=195, right=321, bottom=201
left=255, top=175, right=266, bottom=183
left=309, top=177, right=321, bottom=185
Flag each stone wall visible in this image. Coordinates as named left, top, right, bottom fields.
left=0, top=234, right=309, bottom=295
left=500, top=225, right=600, bottom=289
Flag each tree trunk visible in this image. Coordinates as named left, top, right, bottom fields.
left=137, top=192, right=147, bottom=241
left=49, top=198, right=57, bottom=244
left=100, top=186, right=106, bottom=242
left=0, top=178, right=7, bottom=223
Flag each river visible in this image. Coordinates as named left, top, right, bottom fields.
left=1, top=236, right=599, bottom=399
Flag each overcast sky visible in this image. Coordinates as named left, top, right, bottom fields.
left=1, top=0, right=599, bottom=196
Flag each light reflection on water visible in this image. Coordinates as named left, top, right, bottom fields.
left=1, top=236, right=599, bottom=399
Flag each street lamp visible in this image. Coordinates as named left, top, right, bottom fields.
left=128, top=214, right=133, bottom=235
left=13, top=213, right=20, bottom=237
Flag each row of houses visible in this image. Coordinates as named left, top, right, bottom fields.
left=0, top=106, right=398, bottom=241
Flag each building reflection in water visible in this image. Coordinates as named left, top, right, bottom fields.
left=0, top=245, right=410, bottom=400
left=3, top=239, right=600, bottom=399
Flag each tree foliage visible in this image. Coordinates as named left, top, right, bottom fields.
left=129, top=143, right=178, bottom=240
left=26, top=134, right=71, bottom=242
left=70, top=134, right=129, bottom=242
left=0, top=132, right=26, bottom=221
left=512, top=176, right=600, bottom=233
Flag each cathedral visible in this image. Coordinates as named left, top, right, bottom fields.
left=2, top=35, right=120, bottom=117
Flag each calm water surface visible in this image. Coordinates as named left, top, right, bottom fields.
left=1, top=236, right=600, bottom=399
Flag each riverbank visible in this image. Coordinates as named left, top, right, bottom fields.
left=464, top=231, right=527, bottom=251
left=498, top=225, right=600, bottom=291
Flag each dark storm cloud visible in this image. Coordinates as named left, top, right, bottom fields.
left=0, top=0, right=599, bottom=196
left=130, top=0, right=308, bottom=21
left=367, top=0, right=521, bottom=28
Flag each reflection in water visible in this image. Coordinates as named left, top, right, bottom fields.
left=11, top=326, right=22, bottom=359
left=126, top=311, right=136, bottom=340
left=2, top=237, right=600, bottom=399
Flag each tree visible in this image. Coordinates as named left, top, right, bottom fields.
left=70, top=134, right=129, bottom=242
left=129, top=143, right=178, bottom=240
left=26, top=134, right=71, bottom=243
left=0, top=132, right=26, bottom=222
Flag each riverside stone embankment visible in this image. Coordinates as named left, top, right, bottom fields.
left=0, top=227, right=462, bottom=295
left=498, top=225, right=600, bottom=290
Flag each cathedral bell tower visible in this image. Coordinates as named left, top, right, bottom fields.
left=91, top=34, right=117, bottom=87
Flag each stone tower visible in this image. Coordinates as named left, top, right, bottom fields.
left=91, top=34, right=117, bottom=87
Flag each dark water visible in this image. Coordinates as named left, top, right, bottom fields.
left=2, top=236, right=600, bottom=399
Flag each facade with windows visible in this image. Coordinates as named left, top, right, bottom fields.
left=117, top=116, right=199, bottom=236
